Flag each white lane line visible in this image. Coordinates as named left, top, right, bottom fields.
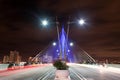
left=69, top=68, right=87, bottom=80
left=37, top=68, right=55, bottom=80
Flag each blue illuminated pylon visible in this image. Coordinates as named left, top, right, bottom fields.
left=58, top=25, right=74, bottom=62
left=60, top=27, right=66, bottom=60
left=33, top=25, right=96, bottom=63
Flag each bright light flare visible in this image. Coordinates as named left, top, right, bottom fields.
left=68, top=49, right=70, bottom=52
left=70, top=42, right=74, bottom=46
left=53, top=42, right=56, bottom=46
left=56, top=49, right=59, bottom=52
left=78, top=19, right=85, bottom=25
left=41, top=20, right=48, bottom=26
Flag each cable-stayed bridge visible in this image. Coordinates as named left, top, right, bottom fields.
left=0, top=26, right=120, bottom=80
left=32, top=27, right=95, bottom=64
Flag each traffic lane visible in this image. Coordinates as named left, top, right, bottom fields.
left=0, top=66, right=55, bottom=80
left=69, top=64, right=120, bottom=80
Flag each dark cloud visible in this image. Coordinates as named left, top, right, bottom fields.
left=0, top=0, right=120, bottom=61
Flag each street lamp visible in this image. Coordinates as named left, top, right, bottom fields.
left=66, top=18, right=86, bottom=50
left=70, top=42, right=74, bottom=46
left=52, top=42, right=57, bottom=46
left=68, top=49, right=70, bottom=52
left=41, top=17, right=62, bottom=59
left=67, top=18, right=86, bottom=39
left=64, top=18, right=86, bottom=61
left=56, top=49, right=59, bottom=52
left=41, top=20, right=48, bottom=27
left=78, top=19, right=85, bottom=25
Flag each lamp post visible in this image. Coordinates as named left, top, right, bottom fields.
left=64, top=18, right=86, bottom=61
left=41, top=17, right=62, bottom=59
left=67, top=18, right=86, bottom=40
left=55, top=17, right=62, bottom=59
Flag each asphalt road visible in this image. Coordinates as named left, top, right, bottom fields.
left=0, top=64, right=120, bottom=80
left=0, top=65, right=56, bottom=80
left=69, top=64, right=120, bottom=80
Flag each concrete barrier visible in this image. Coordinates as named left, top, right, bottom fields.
left=106, top=64, right=120, bottom=68
left=0, top=64, right=9, bottom=71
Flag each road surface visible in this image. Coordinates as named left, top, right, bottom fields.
left=69, top=64, right=120, bottom=80
left=0, top=65, right=55, bottom=80
left=0, top=64, right=120, bottom=80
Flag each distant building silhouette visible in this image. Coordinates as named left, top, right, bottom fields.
left=28, top=57, right=33, bottom=63
left=3, top=50, right=22, bottom=64
left=3, top=55, right=9, bottom=63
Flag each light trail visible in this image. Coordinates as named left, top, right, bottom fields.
left=0, top=64, right=120, bottom=80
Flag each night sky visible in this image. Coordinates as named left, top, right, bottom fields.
left=0, top=0, right=120, bottom=61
